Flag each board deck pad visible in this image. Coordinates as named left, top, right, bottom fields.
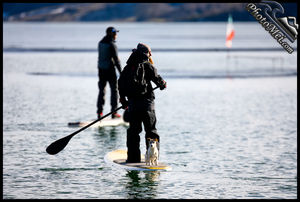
left=105, top=149, right=171, bottom=171
left=68, top=117, right=128, bottom=128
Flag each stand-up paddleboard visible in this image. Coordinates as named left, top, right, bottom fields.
left=104, top=149, right=172, bottom=171
left=68, top=117, right=129, bottom=128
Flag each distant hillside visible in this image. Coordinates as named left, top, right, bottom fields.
left=3, top=3, right=298, bottom=22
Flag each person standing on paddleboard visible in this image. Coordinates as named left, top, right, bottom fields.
left=118, top=43, right=167, bottom=163
left=97, top=26, right=122, bottom=119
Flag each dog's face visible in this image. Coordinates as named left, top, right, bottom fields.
left=147, top=138, right=158, bottom=149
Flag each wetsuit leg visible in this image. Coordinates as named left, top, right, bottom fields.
left=97, top=70, right=107, bottom=114
left=143, top=110, right=160, bottom=150
left=126, top=111, right=142, bottom=163
left=108, top=72, right=118, bottom=112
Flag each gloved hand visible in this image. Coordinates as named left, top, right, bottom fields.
left=160, top=80, right=167, bottom=90
left=120, top=97, right=129, bottom=109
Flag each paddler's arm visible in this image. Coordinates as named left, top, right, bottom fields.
left=111, top=43, right=122, bottom=73
left=148, top=63, right=167, bottom=90
left=118, top=71, right=128, bottom=109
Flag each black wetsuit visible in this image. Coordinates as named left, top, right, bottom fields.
left=97, top=35, right=122, bottom=114
left=118, top=50, right=166, bottom=163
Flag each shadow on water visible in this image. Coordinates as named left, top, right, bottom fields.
left=124, top=170, right=160, bottom=199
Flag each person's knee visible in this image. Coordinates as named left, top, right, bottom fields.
left=99, top=81, right=107, bottom=90
left=127, top=127, right=142, bottom=136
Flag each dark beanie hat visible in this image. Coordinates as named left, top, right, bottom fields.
left=137, top=43, right=151, bottom=54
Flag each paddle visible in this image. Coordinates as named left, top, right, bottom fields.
left=46, top=86, right=160, bottom=155
left=46, top=106, right=123, bottom=155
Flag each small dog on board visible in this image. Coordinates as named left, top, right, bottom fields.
left=145, top=138, right=159, bottom=166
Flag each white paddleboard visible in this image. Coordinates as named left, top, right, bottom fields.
left=104, top=149, right=172, bottom=171
left=68, top=117, right=128, bottom=128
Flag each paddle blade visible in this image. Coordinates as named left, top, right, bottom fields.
left=46, top=134, right=73, bottom=155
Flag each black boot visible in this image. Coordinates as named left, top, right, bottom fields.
left=126, top=149, right=141, bottom=163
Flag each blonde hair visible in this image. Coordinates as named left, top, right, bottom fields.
left=149, top=56, right=154, bottom=64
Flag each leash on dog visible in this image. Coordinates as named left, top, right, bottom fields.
left=46, top=86, right=160, bottom=155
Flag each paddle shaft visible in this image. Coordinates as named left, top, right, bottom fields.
left=69, top=106, right=122, bottom=138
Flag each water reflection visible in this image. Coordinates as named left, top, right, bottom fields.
left=97, top=127, right=118, bottom=140
left=125, top=170, right=160, bottom=199
left=92, top=127, right=120, bottom=150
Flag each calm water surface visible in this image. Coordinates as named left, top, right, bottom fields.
left=3, top=22, right=297, bottom=199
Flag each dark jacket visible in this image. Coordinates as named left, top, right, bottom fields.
left=119, top=50, right=165, bottom=101
left=98, top=35, right=121, bottom=73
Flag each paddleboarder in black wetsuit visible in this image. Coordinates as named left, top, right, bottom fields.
left=118, top=43, right=167, bottom=163
left=97, top=27, right=122, bottom=119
